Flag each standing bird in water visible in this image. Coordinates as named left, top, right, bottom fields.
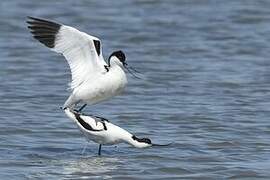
left=27, top=17, right=138, bottom=112
left=64, top=108, right=171, bottom=155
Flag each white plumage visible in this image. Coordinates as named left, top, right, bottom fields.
left=27, top=17, right=128, bottom=111
left=27, top=17, right=169, bottom=156
left=53, top=25, right=107, bottom=89
left=64, top=108, right=150, bottom=155
left=64, top=108, right=169, bottom=155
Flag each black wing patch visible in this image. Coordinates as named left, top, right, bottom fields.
left=102, top=122, right=107, bottom=130
left=27, top=16, right=61, bottom=48
left=74, top=112, right=103, bottom=132
left=93, top=115, right=110, bottom=122
left=93, top=115, right=108, bottom=130
left=93, top=40, right=101, bottom=56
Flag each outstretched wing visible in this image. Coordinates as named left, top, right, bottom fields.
left=27, top=17, right=107, bottom=89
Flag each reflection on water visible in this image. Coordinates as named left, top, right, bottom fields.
left=63, top=157, right=120, bottom=179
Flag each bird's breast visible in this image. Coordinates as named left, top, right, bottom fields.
left=106, top=66, right=127, bottom=93
left=74, top=66, right=127, bottom=104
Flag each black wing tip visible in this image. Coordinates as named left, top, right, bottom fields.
left=26, top=16, right=61, bottom=28
left=26, top=16, right=60, bottom=24
left=27, top=16, right=36, bottom=20
left=27, top=16, right=44, bottom=20
left=27, top=16, right=61, bottom=48
left=26, top=16, right=45, bottom=24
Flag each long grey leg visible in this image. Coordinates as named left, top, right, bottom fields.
left=81, top=143, right=88, bottom=155
left=78, top=104, right=87, bottom=112
left=98, top=144, right=102, bottom=156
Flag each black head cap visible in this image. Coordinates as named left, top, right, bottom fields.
left=109, top=50, right=126, bottom=64
left=132, top=135, right=152, bottom=144
left=141, top=138, right=152, bottom=144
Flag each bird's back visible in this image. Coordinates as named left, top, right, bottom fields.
left=64, top=109, right=130, bottom=145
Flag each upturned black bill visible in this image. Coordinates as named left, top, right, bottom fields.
left=124, top=63, right=141, bottom=79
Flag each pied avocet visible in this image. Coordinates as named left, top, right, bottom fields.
left=27, top=17, right=139, bottom=112
left=64, top=108, right=170, bottom=155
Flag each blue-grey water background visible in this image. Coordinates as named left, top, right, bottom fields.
left=1, top=0, right=270, bottom=179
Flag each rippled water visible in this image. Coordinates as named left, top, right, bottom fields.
left=1, top=0, right=270, bottom=179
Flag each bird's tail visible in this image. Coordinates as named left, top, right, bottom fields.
left=64, top=108, right=77, bottom=123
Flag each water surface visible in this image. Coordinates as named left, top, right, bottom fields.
left=1, top=0, right=270, bottom=179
